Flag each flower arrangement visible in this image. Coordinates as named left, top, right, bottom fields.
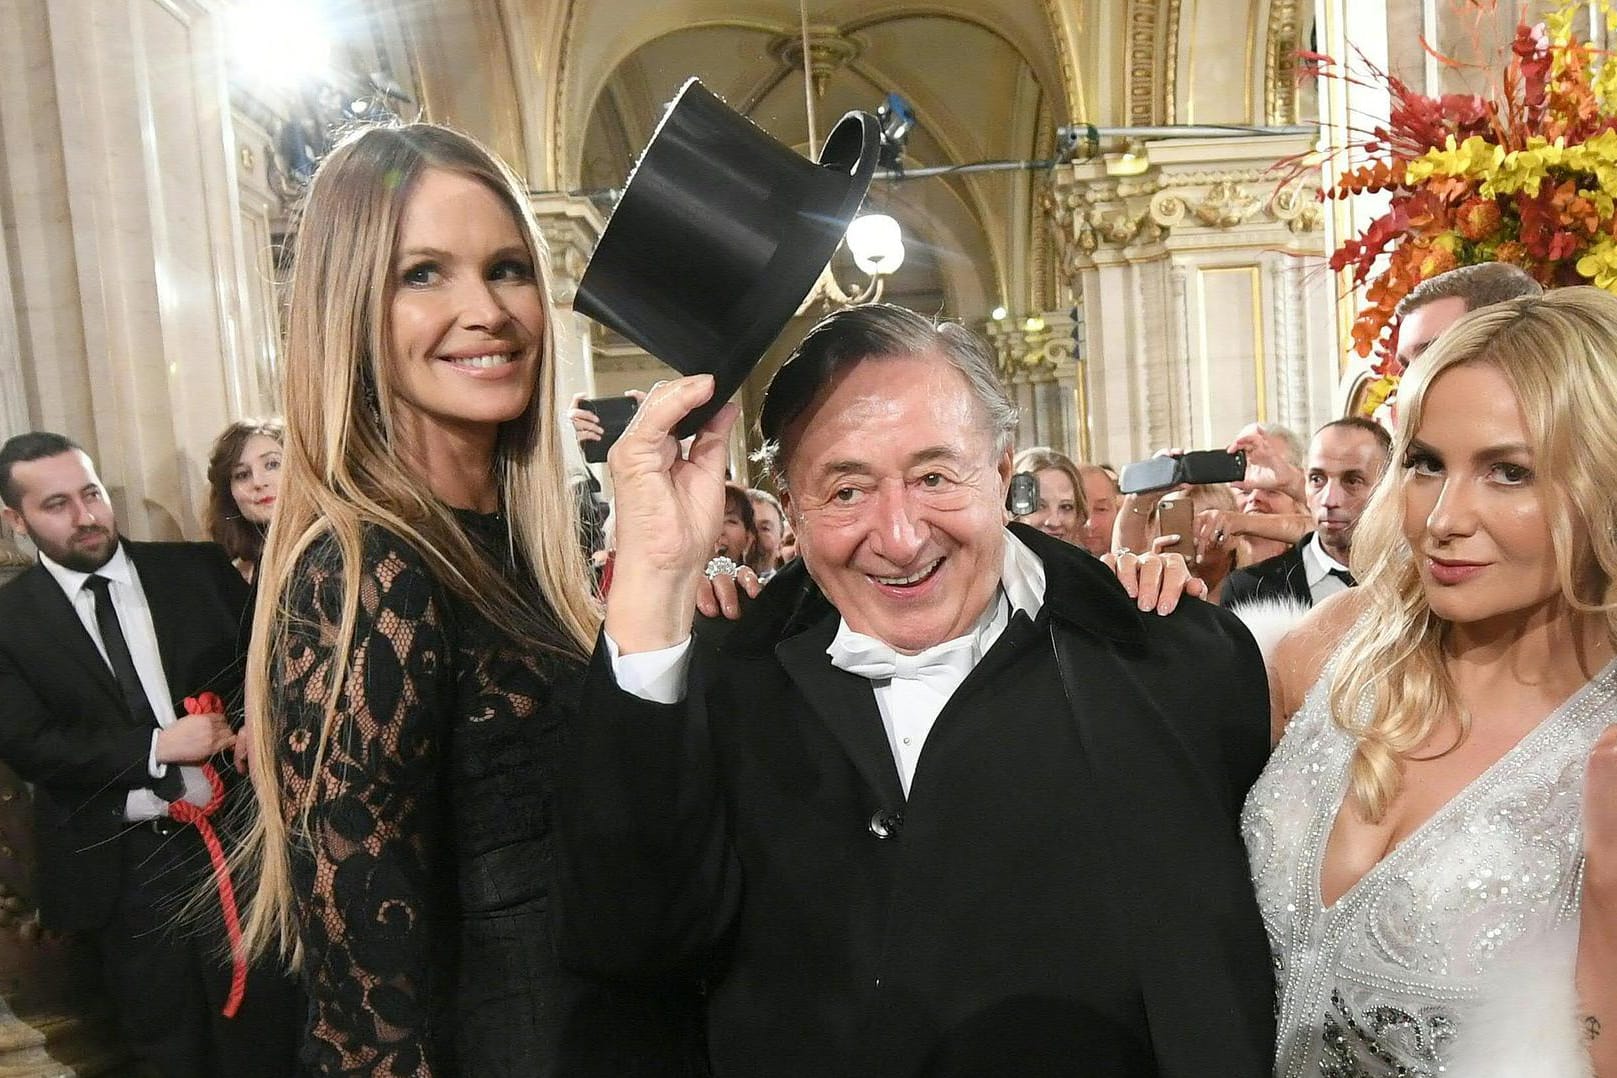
left=1314, top=0, right=1617, bottom=413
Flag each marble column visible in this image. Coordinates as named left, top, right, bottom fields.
left=985, top=311, right=1086, bottom=459
left=1, top=0, right=257, bottom=540
left=1042, top=133, right=1336, bottom=466
left=532, top=193, right=609, bottom=479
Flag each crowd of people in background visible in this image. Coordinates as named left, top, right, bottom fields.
left=1, top=122, right=1614, bottom=1078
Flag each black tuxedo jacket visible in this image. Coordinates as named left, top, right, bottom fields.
left=1221, top=534, right=1314, bottom=609
left=559, top=525, right=1275, bottom=1077
left=0, top=539, right=248, bottom=930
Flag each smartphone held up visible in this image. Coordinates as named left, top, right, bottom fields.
left=1118, top=449, right=1246, bottom=495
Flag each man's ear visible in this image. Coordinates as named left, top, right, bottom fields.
left=996, top=447, right=1014, bottom=490
left=2, top=505, right=27, bottom=542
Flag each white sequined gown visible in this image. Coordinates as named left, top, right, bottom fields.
left=1241, top=661, right=1617, bottom=1077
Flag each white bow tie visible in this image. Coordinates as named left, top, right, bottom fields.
left=827, top=630, right=978, bottom=683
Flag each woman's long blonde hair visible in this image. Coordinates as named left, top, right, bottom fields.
left=237, top=124, right=601, bottom=965
left=1330, top=286, right=1617, bottom=821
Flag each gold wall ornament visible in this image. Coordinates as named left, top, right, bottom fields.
left=1164, top=0, right=1182, bottom=124
left=1188, top=179, right=1263, bottom=228
left=1124, top=0, right=1186, bottom=125
left=768, top=28, right=860, bottom=99
left=1128, top=0, right=1161, bottom=126
left=1269, top=184, right=1325, bottom=233
left=1044, top=173, right=1167, bottom=264
left=1264, top=0, right=1303, bottom=124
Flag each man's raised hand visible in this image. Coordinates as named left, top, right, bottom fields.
left=605, top=375, right=739, bottom=651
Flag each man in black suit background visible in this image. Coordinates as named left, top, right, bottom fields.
left=0, top=432, right=296, bottom=1076
left=1221, top=417, right=1390, bottom=610
left=560, top=305, right=1274, bottom=1076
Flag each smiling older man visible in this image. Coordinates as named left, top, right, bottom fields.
left=558, top=304, right=1274, bottom=1077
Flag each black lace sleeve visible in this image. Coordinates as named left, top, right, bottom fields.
left=273, top=532, right=452, bottom=1076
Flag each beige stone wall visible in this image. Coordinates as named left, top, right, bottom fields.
left=0, top=0, right=256, bottom=542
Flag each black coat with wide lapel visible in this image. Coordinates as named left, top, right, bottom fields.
left=559, top=525, right=1273, bottom=1076
left=0, top=539, right=248, bottom=930
left=1222, top=534, right=1314, bottom=609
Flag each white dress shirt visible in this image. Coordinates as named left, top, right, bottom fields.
left=39, top=546, right=212, bottom=819
left=1301, top=532, right=1354, bottom=605
left=609, top=529, right=1049, bottom=797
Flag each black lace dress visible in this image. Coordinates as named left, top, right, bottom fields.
left=273, top=514, right=586, bottom=1076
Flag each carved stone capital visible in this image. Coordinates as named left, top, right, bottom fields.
left=529, top=193, right=606, bottom=308
left=1041, top=165, right=1167, bottom=272
left=1044, top=137, right=1326, bottom=281
left=984, top=311, right=1079, bottom=384
left=1268, top=184, right=1326, bottom=234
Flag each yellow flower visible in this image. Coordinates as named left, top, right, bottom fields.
left=1547, top=6, right=1575, bottom=46
left=1576, top=238, right=1617, bottom=291
left=1479, top=137, right=1574, bottom=199
left=1358, top=375, right=1399, bottom=420
left=1406, top=135, right=1506, bottom=186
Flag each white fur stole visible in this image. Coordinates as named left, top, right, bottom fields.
left=1227, top=594, right=1313, bottom=665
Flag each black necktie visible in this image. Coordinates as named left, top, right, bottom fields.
left=83, top=574, right=182, bottom=800
left=1329, top=568, right=1357, bottom=588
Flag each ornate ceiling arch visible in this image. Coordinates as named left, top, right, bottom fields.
left=550, top=0, right=1079, bottom=190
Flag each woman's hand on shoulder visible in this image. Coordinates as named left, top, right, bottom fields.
left=1103, top=539, right=1207, bottom=615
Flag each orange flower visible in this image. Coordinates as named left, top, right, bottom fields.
left=1494, top=240, right=1530, bottom=265
left=1416, top=244, right=1459, bottom=279
left=1456, top=198, right=1504, bottom=240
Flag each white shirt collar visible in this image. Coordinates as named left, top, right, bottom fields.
left=1000, top=527, right=1046, bottom=623
left=1302, top=531, right=1351, bottom=588
left=39, top=541, right=133, bottom=600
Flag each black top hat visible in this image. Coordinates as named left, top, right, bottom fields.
left=575, top=78, right=881, bottom=438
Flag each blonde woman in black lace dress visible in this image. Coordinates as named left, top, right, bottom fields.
left=233, top=126, right=687, bottom=1076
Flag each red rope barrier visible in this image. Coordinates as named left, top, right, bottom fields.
left=172, top=692, right=247, bottom=1019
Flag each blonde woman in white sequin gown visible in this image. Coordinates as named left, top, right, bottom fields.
left=1242, top=288, right=1617, bottom=1078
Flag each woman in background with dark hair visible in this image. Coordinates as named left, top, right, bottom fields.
left=717, top=482, right=758, bottom=570
left=205, top=418, right=284, bottom=582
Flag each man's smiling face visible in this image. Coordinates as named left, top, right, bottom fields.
left=782, top=352, right=1011, bottom=654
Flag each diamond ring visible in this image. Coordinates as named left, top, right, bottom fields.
left=704, top=555, right=739, bottom=579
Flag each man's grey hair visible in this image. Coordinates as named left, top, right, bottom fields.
left=1254, top=422, right=1306, bottom=467
left=1393, top=262, right=1543, bottom=322
left=754, top=304, right=1018, bottom=488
